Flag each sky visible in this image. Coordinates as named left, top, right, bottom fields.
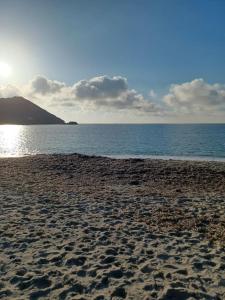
left=0, top=0, right=225, bottom=123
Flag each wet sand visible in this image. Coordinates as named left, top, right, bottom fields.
left=0, top=154, right=225, bottom=299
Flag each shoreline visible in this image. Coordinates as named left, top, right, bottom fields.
left=1, top=154, right=225, bottom=299
left=108, top=154, right=225, bottom=162
left=1, top=152, right=225, bottom=163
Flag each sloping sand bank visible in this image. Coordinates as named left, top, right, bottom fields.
left=0, top=154, right=225, bottom=299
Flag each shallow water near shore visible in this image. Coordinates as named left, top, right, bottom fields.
left=0, top=124, right=225, bottom=160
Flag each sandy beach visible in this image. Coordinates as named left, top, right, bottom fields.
left=0, top=154, right=225, bottom=300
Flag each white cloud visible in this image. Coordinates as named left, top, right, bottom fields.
left=149, top=89, right=157, bottom=98
left=164, top=78, right=225, bottom=112
left=73, top=76, right=128, bottom=99
left=71, top=76, right=160, bottom=113
left=29, top=75, right=65, bottom=95
left=0, top=84, right=21, bottom=98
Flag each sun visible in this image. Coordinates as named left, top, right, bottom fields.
left=0, top=62, right=12, bottom=78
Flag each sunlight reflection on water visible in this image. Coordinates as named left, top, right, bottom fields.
left=0, top=124, right=225, bottom=159
left=0, top=125, right=28, bottom=157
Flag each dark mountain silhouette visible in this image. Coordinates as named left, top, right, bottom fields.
left=0, top=96, right=65, bottom=125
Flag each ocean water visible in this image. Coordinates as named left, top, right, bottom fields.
left=0, top=124, right=225, bottom=160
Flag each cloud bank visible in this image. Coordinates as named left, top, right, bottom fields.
left=1, top=76, right=225, bottom=118
left=0, top=75, right=161, bottom=114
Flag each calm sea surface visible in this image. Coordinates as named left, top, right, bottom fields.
left=0, top=124, right=225, bottom=160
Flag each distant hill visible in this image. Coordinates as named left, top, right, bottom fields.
left=0, top=97, right=65, bottom=125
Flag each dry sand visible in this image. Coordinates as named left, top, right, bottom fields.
left=0, top=154, right=225, bottom=300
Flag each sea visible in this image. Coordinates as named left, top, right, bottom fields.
left=0, top=124, right=225, bottom=161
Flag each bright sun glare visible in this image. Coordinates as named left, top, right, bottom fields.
left=0, top=125, right=21, bottom=156
left=0, top=62, right=12, bottom=78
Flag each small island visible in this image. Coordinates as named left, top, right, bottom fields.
left=67, top=121, right=78, bottom=125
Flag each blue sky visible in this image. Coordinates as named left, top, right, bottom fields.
left=1, top=0, right=225, bottom=122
